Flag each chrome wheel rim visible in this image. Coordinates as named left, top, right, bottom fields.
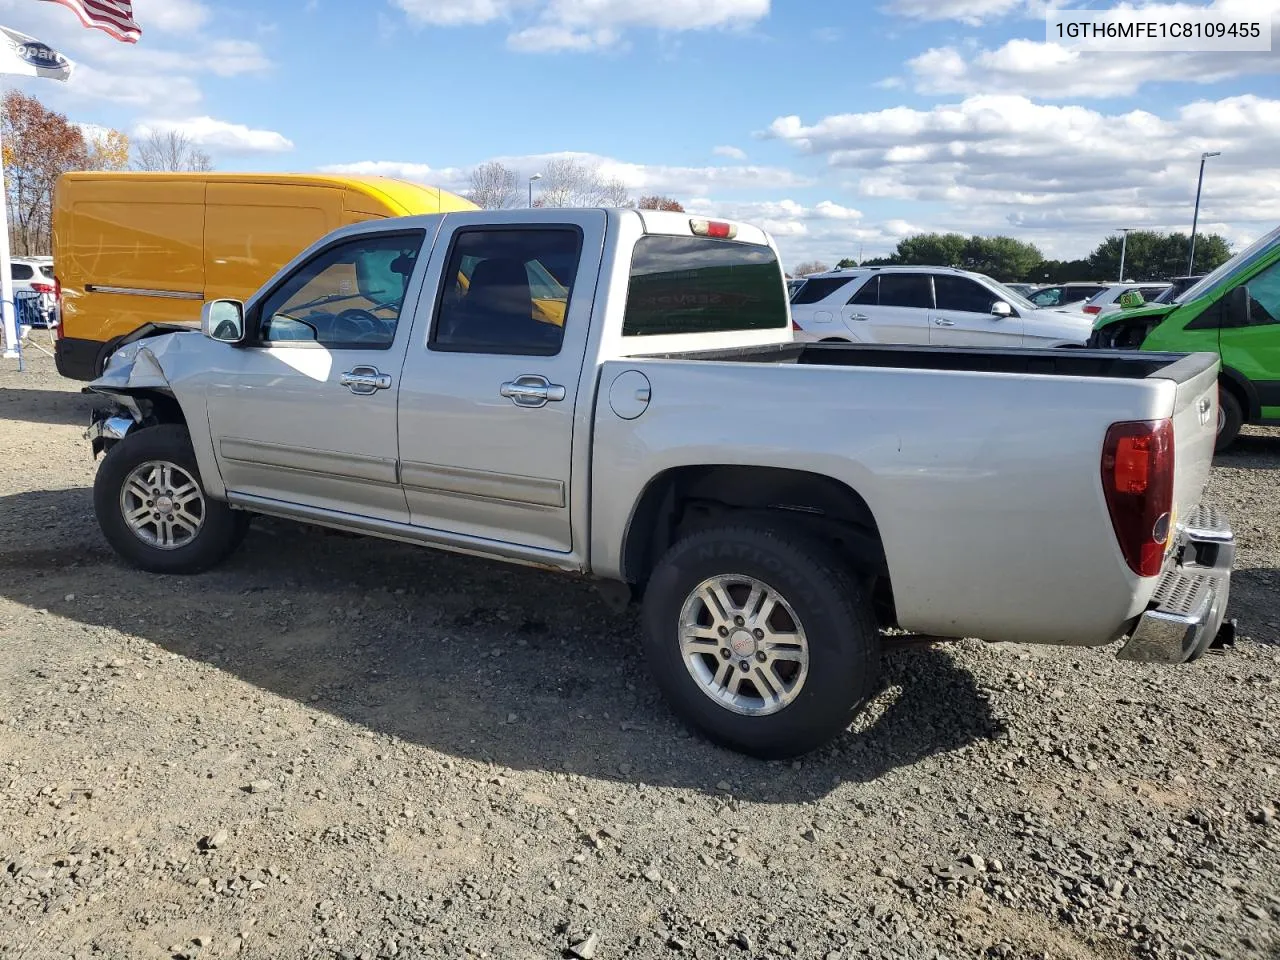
left=119, top=460, right=205, bottom=550
left=678, top=574, right=810, bottom=717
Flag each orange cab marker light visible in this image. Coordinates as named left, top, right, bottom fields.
left=690, top=218, right=738, bottom=240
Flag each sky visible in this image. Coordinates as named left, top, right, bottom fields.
left=1, top=0, right=1278, bottom=270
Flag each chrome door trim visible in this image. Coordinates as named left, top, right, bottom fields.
left=400, top=460, right=565, bottom=509
left=85, top=284, right=205, bottom=301
left=340, top=365, right=393, bottom=395
left=499, top=374, right=567, bottom=408
left=219, top=437, right=399, bottom=485
left=225, top=491, right=585, bottom=572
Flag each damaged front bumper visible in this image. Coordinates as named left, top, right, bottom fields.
left=1117, top=504, right=1235, bottom=664
left=85, top=408, right=138, bottom=458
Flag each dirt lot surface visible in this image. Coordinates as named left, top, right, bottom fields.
left=1, top=352, right=1278, bottom=960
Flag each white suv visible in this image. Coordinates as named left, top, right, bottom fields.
left=11, top=257, right=57, bottom=328
left=789, top=266, right=1094, bottom=347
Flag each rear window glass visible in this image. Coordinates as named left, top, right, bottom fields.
left=879, top=273, right=933, bottom=309
left=622, top=236, right=787, bottom=337
left=791, top=277, right=853, bottom=304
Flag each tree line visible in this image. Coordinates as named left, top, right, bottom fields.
left=796, top=230, right=1233, bottom=284
left=465, top=159, right=682, bottom=213
left=3, top=92, right=215, bottom=255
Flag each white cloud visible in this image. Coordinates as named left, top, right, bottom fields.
left=882, top=0, right=1031, bottom=24
left=319, top=160, right=467, bottom=184
left=763, top=94, right=1280, bottom=255
left=507, top=25, right=619, bottom=51
left=713, top=145, right=748, bottom=160
left=390, top=0, right=770, bottom=51
left=135, top=117, right=294, bottom=154
left=132, top=0, right=212, bottom=33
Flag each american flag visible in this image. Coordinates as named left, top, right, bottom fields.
left=39, top=0, right=142, bottom=43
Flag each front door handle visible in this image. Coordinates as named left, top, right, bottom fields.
left=933, top=317, right=956, bottom=327
left=500, top=374, right=567, bottom=408
left=340, top=365, right=392, bottom=395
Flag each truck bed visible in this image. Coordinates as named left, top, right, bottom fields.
left=641, top=341, right=1210, bottom=381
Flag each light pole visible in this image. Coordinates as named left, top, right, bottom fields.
left=1117, top=227, right=1134, bottom=282
left=1188, top=151, right=1220, bottom=275
left=528, top=172, right=543, bottom=208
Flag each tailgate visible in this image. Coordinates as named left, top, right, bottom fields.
left=1154, top=353, right=1220, bottom=526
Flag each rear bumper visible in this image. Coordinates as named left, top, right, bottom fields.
left=1117, top=505, right=1235, bottom=663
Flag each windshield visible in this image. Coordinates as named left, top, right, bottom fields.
left=976, top=275, right=1037, bottom=311
left=1176, top=224, right=1280, bottom=304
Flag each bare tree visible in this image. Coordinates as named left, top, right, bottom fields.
left=639, top=195, right=685, bottom=212
left=535, top=158, right=632, bottom=208
left=792, top=260, right=830, bottom=276
left=466, top=161, right=519, bottom=209
left=132, top=130, right=213, bottom=172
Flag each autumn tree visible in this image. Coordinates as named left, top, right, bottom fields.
left=132, top=129, right=213, bottom=172
left=466, top=161, right=519, bottom=209
left=2, top=91, right=91, bottom=255
left=638, top=195, right=684, bottom=212
left=534, top=158, right=631, bottom=208
left=86, top=127, right=130, bottom=170
left=792, top=261, right=830, bottom=276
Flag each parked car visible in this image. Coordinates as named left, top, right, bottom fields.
left=1091, top=223, right=1280, bottom=451
left=10, top=256, right=58, bottom=328
left=1082, top=282, right=1172, bottom=317
left=83, top=208, right=1233, bottom=759
left=52, top=172, right=478, bottom=382
left=788, top=266, right=1094, bottom=346
left=1153, top=275, right=1205, bottom=304
left=1027, top=282, right=1111, bottom=309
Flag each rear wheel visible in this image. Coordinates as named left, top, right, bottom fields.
left=94, top=424, right=249, bottom=574
left=641, top=523, right=880, bottom=759
left=1215, top=386, right=1243, bottom=453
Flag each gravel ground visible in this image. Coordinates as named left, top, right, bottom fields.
left=1, top=352, right=1278, bottom=960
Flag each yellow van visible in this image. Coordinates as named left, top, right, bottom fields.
left=52, top=172, right=477, bottom=381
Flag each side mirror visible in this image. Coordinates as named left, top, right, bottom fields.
left=202, top=299, right=246, bottom=343
left=1225, top=285, right=1251, bottom=327
left=991, top=300, right=1013, bottom=318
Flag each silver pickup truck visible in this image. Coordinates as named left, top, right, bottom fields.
left=85, top=208, right=1236, bottom=758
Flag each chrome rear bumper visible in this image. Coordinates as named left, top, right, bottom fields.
left=1118, top=505, right=1235, bottom=664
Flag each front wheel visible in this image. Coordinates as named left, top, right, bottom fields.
left=641, top=523, right=880, bottom=759
left=94, top=424, right=249, bottom=574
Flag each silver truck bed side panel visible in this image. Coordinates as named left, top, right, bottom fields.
left=590, top=358, right=1181, bottom=647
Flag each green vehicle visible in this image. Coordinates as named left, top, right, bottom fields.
left=1090, top=224, right=1280, bottom=451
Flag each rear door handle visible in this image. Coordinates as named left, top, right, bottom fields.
left=340, top=365, right=393, bottom=395
left=500, top=374, right=566, bottom=408
left=933, top=317, right=956, bottom=327
left=848, top=313, right=871, bottom=321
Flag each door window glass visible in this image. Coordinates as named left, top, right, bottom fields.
left=1234, top=260, right=1280, bottom=327
left=878, top=273, right=933, bottom=309
left=934, top=274, right=998, bottom=313
left=432, top=228, right=581, bottom=355
left=257, top=232, right=425, bottom=348
left=848, top=276, right=878, bottom=305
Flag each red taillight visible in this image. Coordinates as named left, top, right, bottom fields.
left=689, top=218, right=738, bottom=240
left=1083, top=305, right=1102, bottom=315
left=1101, top=419, right=1174, bottom=577
left=31, top=282, right=54, bottom=294
left=791, top=318, right=802, bottom=331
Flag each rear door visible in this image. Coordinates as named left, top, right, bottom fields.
left=930, top=273, right=1024, bottom=346
left=396, top=211, right=606, bottom=552
left=840, top=273, right=931, bottom=343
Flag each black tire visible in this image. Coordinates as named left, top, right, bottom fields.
left=641, top=523, right=880, bottom=759
left=94, top=424, right=249, bottom=575
left=1215, top=386, right=1243, bottom=454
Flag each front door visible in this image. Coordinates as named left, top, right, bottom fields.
left=1220, top=259, right=1280, bottom=420
left=206, top=228, right=432, bottom=523
left=396, top=211, right=606, bottom=553
left=929, top=273, right=1024, bottom=346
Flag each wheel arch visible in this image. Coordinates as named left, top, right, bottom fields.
left=1219, top=366, right=1260, bottom=421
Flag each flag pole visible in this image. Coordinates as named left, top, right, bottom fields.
left=0, top=110, right=19, bottom=364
